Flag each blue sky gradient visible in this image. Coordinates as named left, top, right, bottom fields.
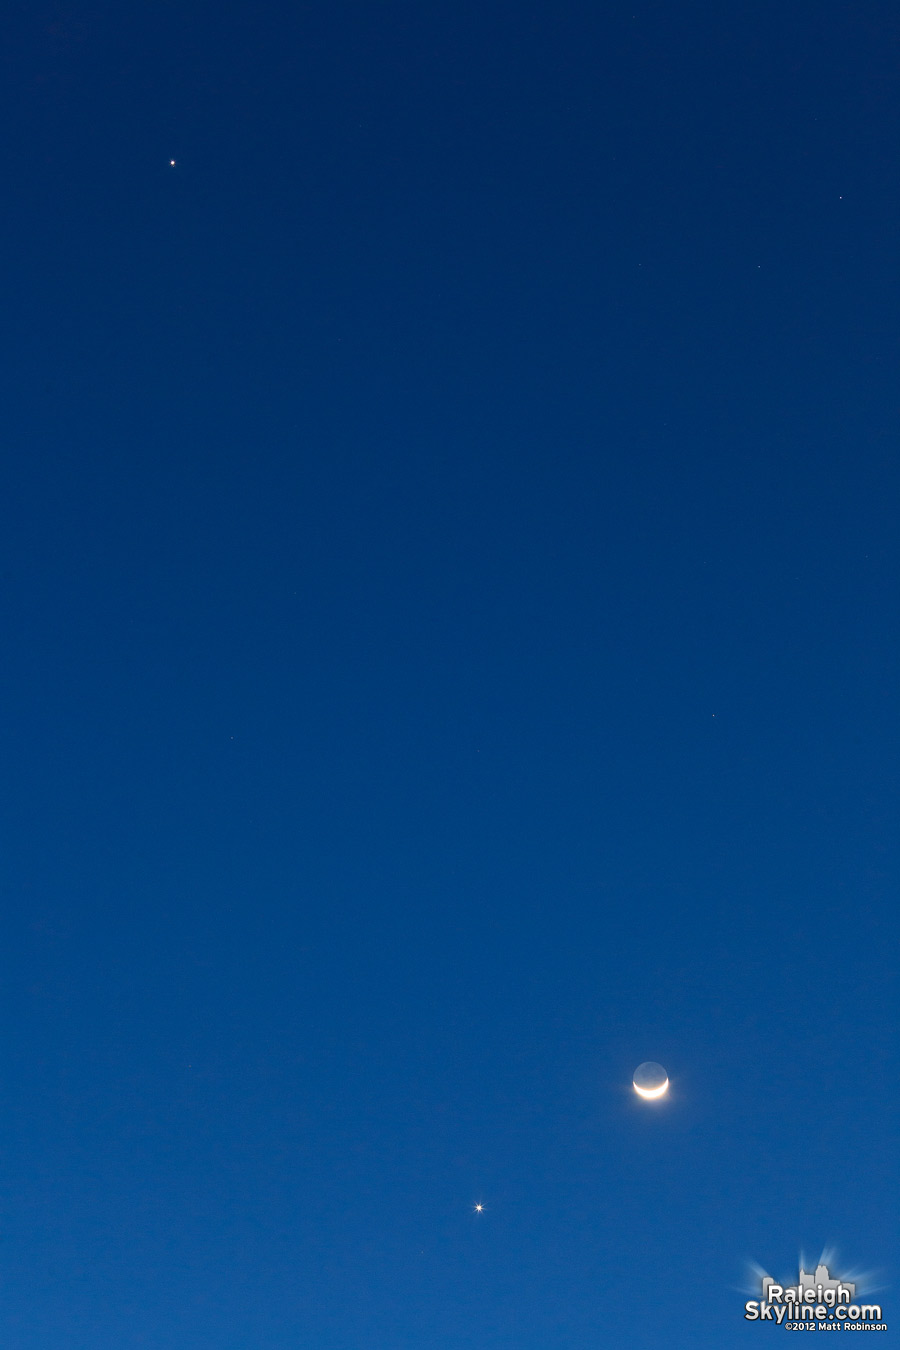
left=1, top=1, right=897, bottom=1344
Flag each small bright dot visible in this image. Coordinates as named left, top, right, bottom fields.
left=474, top=1203, right=484, bottom=1213
left=170, top=160, right=176, bottom=167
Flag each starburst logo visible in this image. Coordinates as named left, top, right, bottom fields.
left=744, top=1257, right=885, bottom=1328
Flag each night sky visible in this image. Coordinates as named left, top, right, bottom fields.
left=1, top=1, right=897, bottom=1345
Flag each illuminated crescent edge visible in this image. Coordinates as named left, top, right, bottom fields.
left=633, top=1077, right=669, bottom=1099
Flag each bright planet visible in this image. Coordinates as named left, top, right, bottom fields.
left=632, top=1062, right=669, bottom=1099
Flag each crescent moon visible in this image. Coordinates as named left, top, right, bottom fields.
left=633, top=1077, right=669, bottom=1099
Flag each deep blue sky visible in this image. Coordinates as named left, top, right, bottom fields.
left=1, top=1, right=897, bottom=1345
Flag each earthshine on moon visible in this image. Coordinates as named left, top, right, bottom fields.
left=633, top=1062, right=669, bottom=1099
